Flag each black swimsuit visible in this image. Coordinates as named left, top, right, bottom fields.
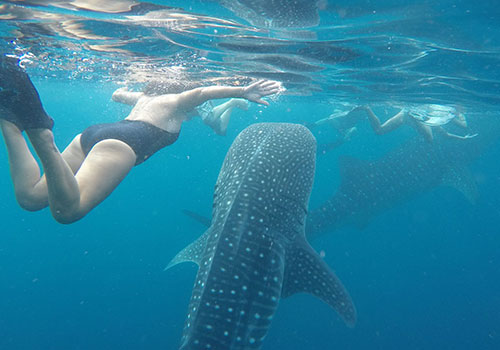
left=80, top=120, right=179, bottom=165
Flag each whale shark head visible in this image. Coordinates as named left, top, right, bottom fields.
left=167, top=123, right=356, bottom=349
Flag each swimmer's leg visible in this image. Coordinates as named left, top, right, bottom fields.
left=414, top=122, right=434, bottom=143
left=64, top=139, right=136, bottom=223
left=0, top=121, right=85, bottom=211
left=1, top=120, right=48, bottom=210
left=2, top=122, right=135, bottom=223
left=211, top=98, right=249, bottom=119
left=25, top=130, right=135, bottom=223
left=0, top=58, right=134, bottom=223
left=211, top=98, right=250, bottom=135
left=365, top=107, right=406, bottom=135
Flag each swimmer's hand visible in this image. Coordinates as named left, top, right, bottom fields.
left=112, top=86, right=142, bottom=105
left=243, top=80, right=281, bottom=106
left=112, top=86, right=129, bottom=100
left=114, top=86, right=129, bottom=93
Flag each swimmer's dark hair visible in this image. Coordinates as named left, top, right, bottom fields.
left=143, top=80, right=201, bottom=96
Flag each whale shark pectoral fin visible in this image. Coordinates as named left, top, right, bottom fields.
left=282, top=240, right=357, bottom=327
left=441, top=166, right=479, bottom=204
left=165, top=229, right=211, bottom=271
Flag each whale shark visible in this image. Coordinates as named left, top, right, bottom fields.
left=167, top=123, right=356, bottom=350
left=306, top=116, right=500, bottom=238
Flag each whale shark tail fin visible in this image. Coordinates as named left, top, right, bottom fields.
left=282, top=238, right=357, bottom=327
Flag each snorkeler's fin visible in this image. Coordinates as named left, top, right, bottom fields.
left=0, top=55, right=54, bottom=131
left=0, top=92, right=24, bottom=130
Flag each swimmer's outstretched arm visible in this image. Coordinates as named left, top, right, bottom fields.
left=111, top=87, right=143, bottom=106
left=175, top=80, right=281, bottom=111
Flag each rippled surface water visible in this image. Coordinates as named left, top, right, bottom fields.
left=1, top=0, right=499, bottom=108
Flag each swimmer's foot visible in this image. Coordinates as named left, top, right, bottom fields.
left=0, top=55, right=54, bottom=131
left=230, top=98, right=250, bottom=110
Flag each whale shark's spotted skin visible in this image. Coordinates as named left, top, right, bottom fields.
left=167, top=123, right=356, bottom=350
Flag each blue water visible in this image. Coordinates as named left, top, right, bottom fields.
left=1, top=1, right=499, bottom=349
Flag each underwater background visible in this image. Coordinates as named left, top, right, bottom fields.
left=0, top=1, right=499, bottom=349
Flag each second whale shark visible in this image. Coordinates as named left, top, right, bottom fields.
left=306, top=115, right=500, bottom=238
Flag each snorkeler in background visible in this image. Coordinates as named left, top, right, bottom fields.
left=305, top=105, right=366, bottom=153
left=197, top=98, right=250, bottom=136
left=363, top=104, right=478, bottom=143
left=0, top=55, right=281, bottom=224
left=308, top=104, right=477, bottom=154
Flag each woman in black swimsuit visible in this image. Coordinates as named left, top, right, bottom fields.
left=0, top=55, right=281, bottom=223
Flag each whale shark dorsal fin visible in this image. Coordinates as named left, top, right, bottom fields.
left=441, top=166, right=479, bottom=204
left=181, top=209, right=211, bottom=228
left=165, top=230, right=211, bottom=271
left=282, top=239, right=357, bottom=327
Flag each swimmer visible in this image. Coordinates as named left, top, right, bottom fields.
left=306, top=106, right=366, bottom=152
left=362, top=104, right=477, bottom=143
left=0, top=55, right=281, bottom=224
left=197, top=98, right=250, bottom=136
left=113, top=83, right=250, bottom=136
